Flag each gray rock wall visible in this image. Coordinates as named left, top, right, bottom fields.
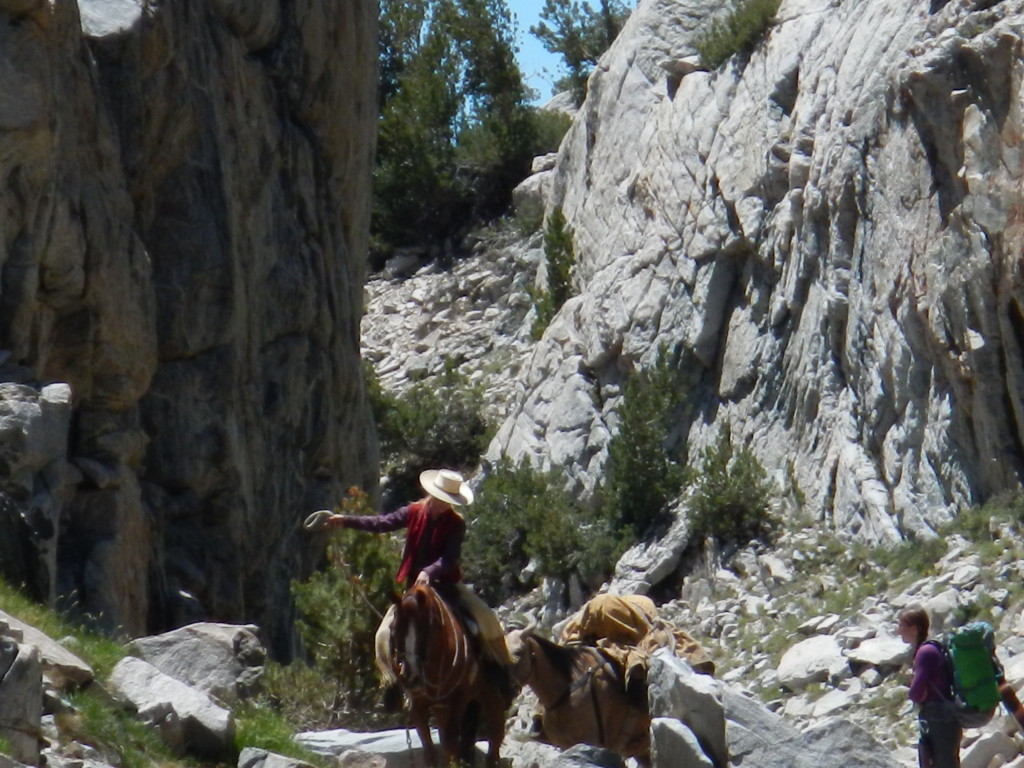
left=490, top=0, right=1024, bottom=544
left=0, top=0, right=378, bottom=655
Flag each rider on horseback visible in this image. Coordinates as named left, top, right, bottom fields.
left=323, top=468, right=514, bottom=703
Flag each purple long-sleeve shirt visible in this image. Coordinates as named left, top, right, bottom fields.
left=909, top=641, right=953, bottom=704
left=344, top=504, right=465, bottom=586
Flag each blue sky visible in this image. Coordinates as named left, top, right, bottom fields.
left=508, top=0, right=563, bottom=102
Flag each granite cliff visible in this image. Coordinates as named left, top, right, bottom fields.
left=490, top=0, right=1024, bottom=546
left=0, top=0, right=378, bottom=655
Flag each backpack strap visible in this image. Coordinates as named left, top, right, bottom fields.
left=921, top=639, right=954, bottom=703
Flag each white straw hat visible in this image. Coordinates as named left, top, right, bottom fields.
left=419, top=469, right=474, bottom=506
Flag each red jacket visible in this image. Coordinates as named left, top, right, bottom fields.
left=344, top=500, right=465, bottom=588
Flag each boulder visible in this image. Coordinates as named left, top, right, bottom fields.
left=776, top=635, right=845, bottom=690
left=295, top=728, right=438, bottom=768
left=238, top=747, right=316, bottom=768
left=0, top=609, right=93, bottom=690
left=648, top=649, right=726, bottom=767
left=548, top=744, right=627, bottom=768
left=800, top=717, right=894, bottom=768
left=650, top=717, right=714, bottom=767
left=108, top=656, right=234, bottom=759
left=128, top=622, right=265, bottom=704
left=961, top=731, right=1020, bottom=768
left=845, top=634, right=912, bottom=669
left=722, top=687, right=891, bottom=768
left=0, top=639, right=41, bottom=766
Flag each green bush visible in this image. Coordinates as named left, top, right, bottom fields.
left=687, top=426, right=776, bottom=546
left=531, top=207, right=576, bottom=339
left=290, top=488, right=403, bottom=729
left=603, top=348, right=687, bottom=537
left=695, top=0, right=781, bottom=70
left=463, top=458, right=626, bottom=602
left=530, top=109, right=573, bottom=155
left=367, top=360, right=493, bottom=501
left=373, top=0, right=537, bottom=261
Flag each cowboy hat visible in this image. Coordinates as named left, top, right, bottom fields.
left=420, top=469, right=474, bottom=506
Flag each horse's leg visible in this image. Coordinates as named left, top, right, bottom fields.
left=459, top=698, right=482, bottom=767
left=481, top=693, right=507, bottom=768
left=410, top=701, right=439, bottom=768
left=439, top=702, right=464, bottom=767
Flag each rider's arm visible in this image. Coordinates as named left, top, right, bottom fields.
left=333, top=505, right=411, bottom=533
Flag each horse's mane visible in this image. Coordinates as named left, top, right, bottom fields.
left=529, top=633, right=596, bottom=678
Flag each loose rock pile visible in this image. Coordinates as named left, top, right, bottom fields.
left=362, top=227, right=542, bottom=425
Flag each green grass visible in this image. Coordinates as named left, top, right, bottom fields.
left=695, top=0, right=782, bottom=70
left=60, top=688, right=186, bottom=768
left=234, top=699, right=330, bottom=767
left=0, top=578, right=128, bottom=678
left=0, top=578, right=335, bottom=767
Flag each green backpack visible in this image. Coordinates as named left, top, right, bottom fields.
left=932, top=621, right=1004, bottom=728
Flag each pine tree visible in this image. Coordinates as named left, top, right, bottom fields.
left=373, top=0, right=536, bottom=259
left=530, top=0, right=631, bottom=104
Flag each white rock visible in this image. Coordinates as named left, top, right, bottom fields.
left=846, top=635, right=911, bottom=668
left=777, top=635, right=845, bottom=690
left=960, top=731, right=1019, bottom=768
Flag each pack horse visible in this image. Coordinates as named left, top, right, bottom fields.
left=506, top=629, right=652, bottom=765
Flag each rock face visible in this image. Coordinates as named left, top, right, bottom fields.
left=0, top=0, right=378, bottom=654
left=489, top=0, right=1024, bottom=544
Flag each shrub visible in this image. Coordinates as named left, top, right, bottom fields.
left=290, top=488, right=403, bottom=729
left=695, top=0, right=781, bottom=70
left=367, top=360, right=493, bottom=502
left=463, top=458, right=626, bottom=602
left=530, top=109, right=573, bottom=155
left=603, top=348, right=687, bottom=537
left=531, top=207, right=576, bottom=338
left=687, top=426, right=776, bottom=546
left=874, top=536, right=948, bottom=581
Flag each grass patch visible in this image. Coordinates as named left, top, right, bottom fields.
left=0, top=578, right=127, bottom=678
left=234, top=698, right=330, bottom=767
left=695, top=0, right=782, bottom=70
left=59, top=688, right=185, bottom=768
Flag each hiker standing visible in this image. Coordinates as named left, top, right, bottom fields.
left=898, top=607, right=962, bottom=768
left=319, top=468, right=513, bottom=696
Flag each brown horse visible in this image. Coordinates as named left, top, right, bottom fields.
left=506, top=629, right=651, bottom=765
left=390, top=584, right=510, bottom=767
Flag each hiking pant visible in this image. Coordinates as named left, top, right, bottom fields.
left=374, top=582, right=512, bottom=686
left=918, top=701, right=962, bottom=768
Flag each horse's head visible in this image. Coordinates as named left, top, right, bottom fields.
left=391, top=584, right=434, bottom=687
left=505, top=627, right=538, bottom=688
